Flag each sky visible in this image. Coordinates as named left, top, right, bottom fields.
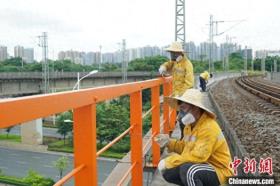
left=0, top=0, right=279, bottom=60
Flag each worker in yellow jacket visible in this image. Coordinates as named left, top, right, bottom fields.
left=159, top=41, right=194, bottom=97
left=199, top=71, right=213, bottom=92
left=155, top=89, right=233, bottom=186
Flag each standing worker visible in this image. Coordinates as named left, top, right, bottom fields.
left=199, top=71, right=212, bottom=92
left=159, top=41, right=194, bottom=97
left=159, top=41, right=194, bottom=139
left=154, top=89, right=233, bottom=186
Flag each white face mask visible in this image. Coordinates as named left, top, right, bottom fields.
left=181, top=113, right=196, bottom=126
left=176, top=55, right=183, bottom=62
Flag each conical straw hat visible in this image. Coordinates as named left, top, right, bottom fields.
left=164, top=89, right=216, bottom=118
left=165, top=41, right=184, bottom=52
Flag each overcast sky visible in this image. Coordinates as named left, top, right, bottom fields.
left=0, top=0, right=279, bottom=60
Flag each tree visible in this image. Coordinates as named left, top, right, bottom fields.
left=128, top=55, right=168, bottom=71
left=56, top=111, right=73, bottom=145
left=5, top=126, right=13, bottom=138
left=23, top=170, right=54, bottom=186
left=53, top=156, right=69, bottom=179
left=96, top=101, right=130, bottom=144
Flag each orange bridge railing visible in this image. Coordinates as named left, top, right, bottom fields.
left=0, top=77, right=176, bottom=186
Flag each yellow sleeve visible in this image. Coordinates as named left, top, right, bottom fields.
left=161, top=61, right=174, bottom=71
left=167, top=139, right=185, bottom=154
left=205, top=72, right=210, bottom=81
left=165, top=127, right=217, bottom=169
left=182, top=60, right=194, bottom=89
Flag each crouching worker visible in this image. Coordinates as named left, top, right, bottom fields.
left=154, top=89, right=233, bottom=186
left=199, top=71, right=212, bottom=92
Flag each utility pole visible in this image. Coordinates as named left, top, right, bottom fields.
left=251, top=56, right=254, bottom=71
left=38, top=32, right=49, bottom=93
left=261, top=52, right=266, bottom=73
left=208, top=15, right=214, bottom=73
left=225, top=35, right=229, bottom=72
left=208, top=16, right=244, bottom=73
left=209, top=15, right=224, bottom=73
left=121, top=39, right=127, bottom=83
left=175, top=0, right=185, bottom=50
left=274, top=59, right=277, bottom=72
left=99, top=45, right=102, bottom=71
left=244, top=46, right=247, bottom=74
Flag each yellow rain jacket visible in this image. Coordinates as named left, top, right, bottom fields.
left=165, top=112, right=233, bottom=185
left=200, top=71, right=210, bottom=81
left=161, top=56, right=194, bottom=96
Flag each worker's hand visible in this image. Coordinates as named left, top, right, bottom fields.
left=157, top=159, right=167, bottom=174
left=158, top=66, right=167, bottom=75
left=154, top=134, right=170, bottom=148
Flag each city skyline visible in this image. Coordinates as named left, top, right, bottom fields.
left=2, top=42, right=280, bottom=65
left=0, top=0, right=280, bottom=60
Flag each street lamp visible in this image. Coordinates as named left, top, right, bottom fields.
left=73, top=70, right=98, bottom=90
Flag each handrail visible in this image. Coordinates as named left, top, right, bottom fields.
left=142, top=105, right=156, bottom=119
left=53, top=164, right=85, bottom=186
left=143, top=132, right=157, bottom=153
left=0, top=76, right=175, bottom=186
left=96, top=125, right=135, bottom=157
left=117, top=162, right=137, bottom=186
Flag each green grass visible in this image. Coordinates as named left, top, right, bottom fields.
left=47, top=139, right=126, bottom=159
left=43, top=122, right=58, bottom=128
left=0, top=175, right=28, bottom=186
left=0, top=134, right=21, bottom=142
left=99, top=150, right=126, bottom=159
left=47, top=140, right=73, bottom=153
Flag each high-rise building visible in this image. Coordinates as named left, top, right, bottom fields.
left=185, top=42, right=196, bottom=60
left=58, top=51, right=65, bottom=60
left=58, top=50, right=85, bottom=64
left=255, top=50, right=268, bottom=59
left=198, top=42, right=210, bottom=62
left=255, top=50, right=280, bottom=59
left=102, top=53, right=114, bottom=63
left=23, top=48, right=34, bottom=63
left=14, top=45, right=24, bottom=58
left=0, top=46, right=8, bottom=61
left=241, top=48, right=253, bottom=60
left=85, top=52, right=95, bottom=65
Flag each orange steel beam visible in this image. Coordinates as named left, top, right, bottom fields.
left=163, top=82, right=171, bottom=134
left=96, top=125, right=135, bottom=157
left=169, top=109, right=177, bottom=130
left=54, top=164, right=85, bottom=186
left=130, top=91, right=143, bottom=186
left=73, top=104, right=97, bottom=185
left=0, top=77, right=171, bottom=128
left=151, top=85, right=160, bottom=166
left=117, top=162, right=136, bottom=186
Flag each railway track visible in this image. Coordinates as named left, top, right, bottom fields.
left=236, top=76, right=280, bottom=116
left=211, top=77, right=280, bottom=184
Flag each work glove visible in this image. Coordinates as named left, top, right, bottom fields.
left=157, top=159, right=167, bottom=174
left=154, top=134, right=170, bottom=148
left=158, top=66, right=167, bottom=75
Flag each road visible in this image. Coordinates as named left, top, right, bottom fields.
left=8, top=126, right=64, bottom=138
left=0, top=148, right=117, bottom=185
